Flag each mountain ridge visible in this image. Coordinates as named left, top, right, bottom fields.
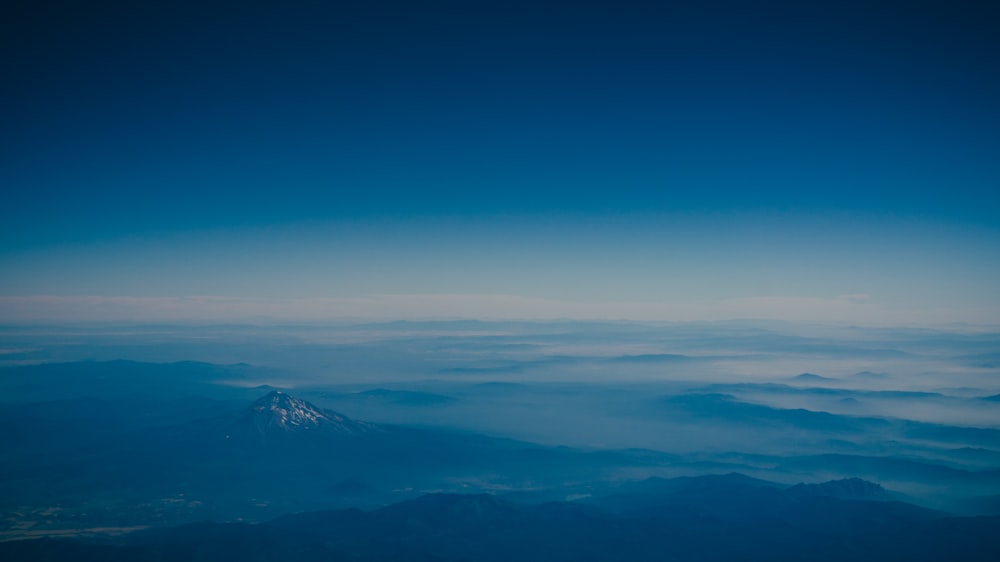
left=5, top=481, right=997, bottom=562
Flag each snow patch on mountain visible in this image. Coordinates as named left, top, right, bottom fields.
left=245, top=391, right=380, bottom=435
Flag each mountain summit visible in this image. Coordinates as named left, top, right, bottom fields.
left=237, top=391, right=379, bottom=439
left=251, top=391, right=331, bottom=429
left=786, top=477, right=892, bottom=501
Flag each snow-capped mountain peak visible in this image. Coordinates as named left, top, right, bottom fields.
left=243, top=390, right=378, bottom=435
left=252, top=391, right=329, bottom=429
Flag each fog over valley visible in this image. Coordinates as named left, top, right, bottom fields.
left=2, top=321, right=999, bottom=527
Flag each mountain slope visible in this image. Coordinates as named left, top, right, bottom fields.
left=1, top=391, right=657, bottom=528
left=222, top=391, right=383, bottom=445
left=786, top=477, right=893, bottom=501
left=5, top=483, right=999, bottom=562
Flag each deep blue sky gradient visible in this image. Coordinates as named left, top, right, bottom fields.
left=2, top=1, right=999, bottom=322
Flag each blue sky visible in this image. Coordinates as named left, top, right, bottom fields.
left=2, top=1, right=998, bottom=324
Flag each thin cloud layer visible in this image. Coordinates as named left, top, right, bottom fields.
left=2, top=293, right=996, bottom=326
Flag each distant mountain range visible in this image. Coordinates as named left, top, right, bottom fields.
left=3, top=474, right=998, bottom=562
left=0, top=391, right=668, bottom=528
left=3, top=384, right=1000, bottom=537
left=792, top=372, right=838, bottom=382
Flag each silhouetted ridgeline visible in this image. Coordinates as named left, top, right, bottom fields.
left=3, top=482, right=998, bottom=562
